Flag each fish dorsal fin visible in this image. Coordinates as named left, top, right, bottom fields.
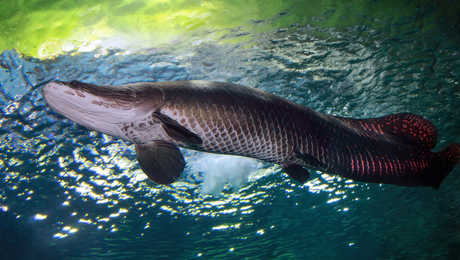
left=153, top=111, right=202, bottom=145
left=135, top=141, right=185, bottom=185
left=338, top=113, right=437, bottom=149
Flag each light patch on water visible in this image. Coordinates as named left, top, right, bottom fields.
left=62, top=225, right=79, bottom=234
left=53, top=233, right=68, bottom=239
left=33, top=213, right=48, bottom=221
left=212, top=223, right=241, bottom=231
left=327, top=198, right=341, bottom=204
left=79, top=218, right=94, bottom=225
left=110, top=224, right=119, bottom=232
left=187, top=153, right=263, bottom=195
left=160, top=205, right=179, bottom=215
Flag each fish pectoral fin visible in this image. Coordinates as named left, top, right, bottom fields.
left=283, top=164, right=310, bottom=183
left=153, top=111, right=203, bottom=145
left=135, top=141, right=185, bottom=185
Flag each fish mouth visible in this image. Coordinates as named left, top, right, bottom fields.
left=42, top=81, right=136, bottom=137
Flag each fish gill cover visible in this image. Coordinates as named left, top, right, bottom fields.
left=0, top=0, right=460, bottom=259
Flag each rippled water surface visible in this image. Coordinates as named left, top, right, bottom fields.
left=1, top=1, right=460, bottom=259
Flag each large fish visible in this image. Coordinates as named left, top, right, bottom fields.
left=42, top=80, right=459, bottom=188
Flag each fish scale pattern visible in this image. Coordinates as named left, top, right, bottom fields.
left=160, top=82, right=300, bottom=165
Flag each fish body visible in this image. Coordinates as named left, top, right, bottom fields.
left=43, top=80, right=459, bottom=188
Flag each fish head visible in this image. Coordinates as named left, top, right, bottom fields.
left=42, top=80, right=164, bottom=141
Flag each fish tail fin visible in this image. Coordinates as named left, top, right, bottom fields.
left=424, top=143, right=460, bottom=189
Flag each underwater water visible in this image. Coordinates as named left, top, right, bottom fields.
left=1, top=0, right=460, bottom=259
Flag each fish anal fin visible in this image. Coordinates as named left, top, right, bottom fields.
left=153, top=111, right=203, bottom=145
left=283, top=164, right=310, bottom=183
left=135, top=141, right=185, bottom=185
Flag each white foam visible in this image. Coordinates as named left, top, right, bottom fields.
left=187, top=153, right=262, bottom=195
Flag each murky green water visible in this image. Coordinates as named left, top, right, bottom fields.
left=1, top=1, right=459, bottom=259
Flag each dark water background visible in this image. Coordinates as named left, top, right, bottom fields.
left=1, top=1, right=460, bottom=259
